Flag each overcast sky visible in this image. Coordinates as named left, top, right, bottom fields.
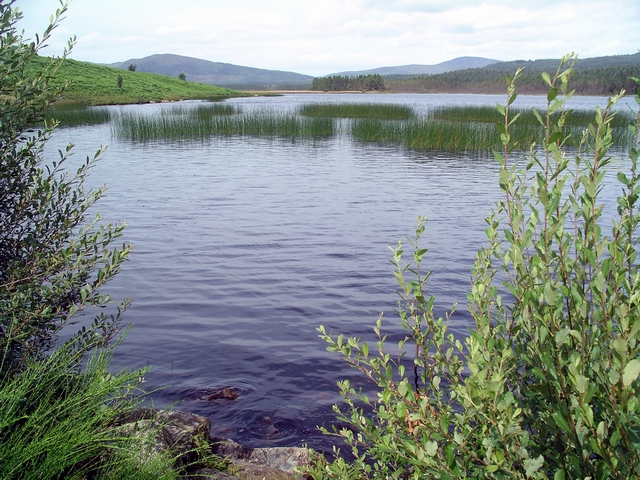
left=15, top=0, right=640, bottom=76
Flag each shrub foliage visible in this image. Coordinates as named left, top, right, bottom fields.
left=0, top=1, right=131, bottom=375
left=312, top=54, right=640, bottom=479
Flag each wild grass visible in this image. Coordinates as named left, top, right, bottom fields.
left=351, top=118, right=502, bottom=152
left=190, top=103, right=242, bottom=119
left=350, top=105, right=635, bottom=152
left=0, top=342, right=178, bottom=479
left=113, top=108, right=335, bottom=141
left=429, top=105, right=635, bottom=128
left=43, top=102, right=112, bottom=127
left=299, top=103, right=415, bottom=120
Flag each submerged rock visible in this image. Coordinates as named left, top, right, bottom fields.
left=182, top=386, right=241, bottom=401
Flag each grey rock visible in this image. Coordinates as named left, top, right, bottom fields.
left=212, top=438, right=311, bottom=479
left=116, top=409, right=313, bottom=479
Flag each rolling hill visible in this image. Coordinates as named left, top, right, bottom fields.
left=330, top=56, right=500, bottom=77
left=27, top=56, right=244, bottom=105
left=108, top=54, right=314, bottom=89
left=482, top=52, right=640, bottom=73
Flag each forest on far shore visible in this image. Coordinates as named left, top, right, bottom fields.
left=384, top=64, right=640, bottom=95
left=311, top=53, right=640, bottom=95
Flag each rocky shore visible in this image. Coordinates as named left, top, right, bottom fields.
left=120, top=408, right=313, bottom=479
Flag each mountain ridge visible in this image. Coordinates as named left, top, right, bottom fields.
left=330, top=56, right=500, bottom=77
left=108, top=54, right=314, bottom=88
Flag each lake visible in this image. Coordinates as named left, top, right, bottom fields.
left=47, top=93, right=637, bottom=453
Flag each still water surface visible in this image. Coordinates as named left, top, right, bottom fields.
left=47, top=93, right=636, bottom=452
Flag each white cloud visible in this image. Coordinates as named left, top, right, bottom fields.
left=13, top=0, right=640, bottom=76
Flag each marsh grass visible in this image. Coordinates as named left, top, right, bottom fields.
left=43, top=102, right=111, bottom=127
left=351, top=118, right=502, bottom=152
left=114, top=102, right=633, bottom=151
left=0, top=343, right=178, bottom=479
left=351, top=104, right=635, bottom=152
left=299, top=103, right=415, bottom=120
left=190, top=103, right=242, bottom=119
left=113, top=108, right=335, bottom=141
left=429, top=105, right=635, bottom=128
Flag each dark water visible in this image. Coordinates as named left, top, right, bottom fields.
left=47, top=93, right=636, bottom=453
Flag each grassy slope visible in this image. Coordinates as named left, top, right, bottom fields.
left=29, top=57, right=247, bottom=105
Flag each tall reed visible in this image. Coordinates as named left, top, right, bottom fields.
left=351, top=113, right=634, bottom=152
left=299, top=103, right=415, bottom=120
left=113, top=109, right=335, bottom=141
left=429, top=105, right=635, bottom=128
left=43, top=102, right=111, bottom=127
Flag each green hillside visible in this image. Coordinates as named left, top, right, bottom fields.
left=108, top=53, right=314, bottom=90
left=27, top=56, right=246, bottom=105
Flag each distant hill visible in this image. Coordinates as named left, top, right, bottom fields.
left=108, top=54, right=314, bottom=89
left=330, top=56, right=500, bottom=77
left=384, top=52, right=640, bottom=95
left=483, top=52, right=640, bottom=72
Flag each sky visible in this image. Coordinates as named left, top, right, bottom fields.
left=15, top=0, right=640, bottom=77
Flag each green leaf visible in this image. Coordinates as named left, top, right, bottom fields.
left=592, top=272, right=605, bottom=294
left=398, top=379, right=409, bottom=397
left=548, top=131, right=562, bottom=144
left=555, top=328, right=570, bottom=347
left=623, top=359, right=640, bottom=387
left=524, top=455, right=545, bottom=477
left=618, top=171, right=630, bottom=186
left=544, top=282, right=558, bottom=305
left=576, top=375, right=589, bottom=394
left=554, top=470, right=565, bottom=480
left=542, top=71, right=552, bottom=87
left=425, top=440, right=438, bottom=457
left=552, top=411, right=572, bottom=435
left=547, top=87, right=559, bottom=102
left=499, top=167, right=509, bottom=186
left=532, top=108, right=544, bottom=126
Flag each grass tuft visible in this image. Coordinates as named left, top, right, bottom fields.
left=0, top=342, right=177, bottom=479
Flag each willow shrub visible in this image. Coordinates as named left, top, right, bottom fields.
left=310, top=54, right=640, bottom=479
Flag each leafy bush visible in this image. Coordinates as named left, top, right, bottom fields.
left=0, top=2, right=181, bottom=478
left=310, top=54, right=640, bottom=479
left=0, top=1, right=130, bottom=376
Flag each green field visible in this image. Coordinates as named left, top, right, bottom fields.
left=28, top=56, right=247, bottom=105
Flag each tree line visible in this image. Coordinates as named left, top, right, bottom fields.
left=311, top=74, right=385, bottom=91
left=384, top=64, right=640, bottom=95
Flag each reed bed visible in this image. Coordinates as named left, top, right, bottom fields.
left=351, top=118, right=499, bottom=152
left=113, top=109, right=336, bottom=141
left=163, top=103, right=241, bottom=117
left=43, top=103, right=111, bottom=127
left=190, top=103, right=242, bottom=119
left=299, top=103, right=415, bottom=120
left=351, top=117, right=633, bottom=153
left=429, top=105, right=635, bottom=128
